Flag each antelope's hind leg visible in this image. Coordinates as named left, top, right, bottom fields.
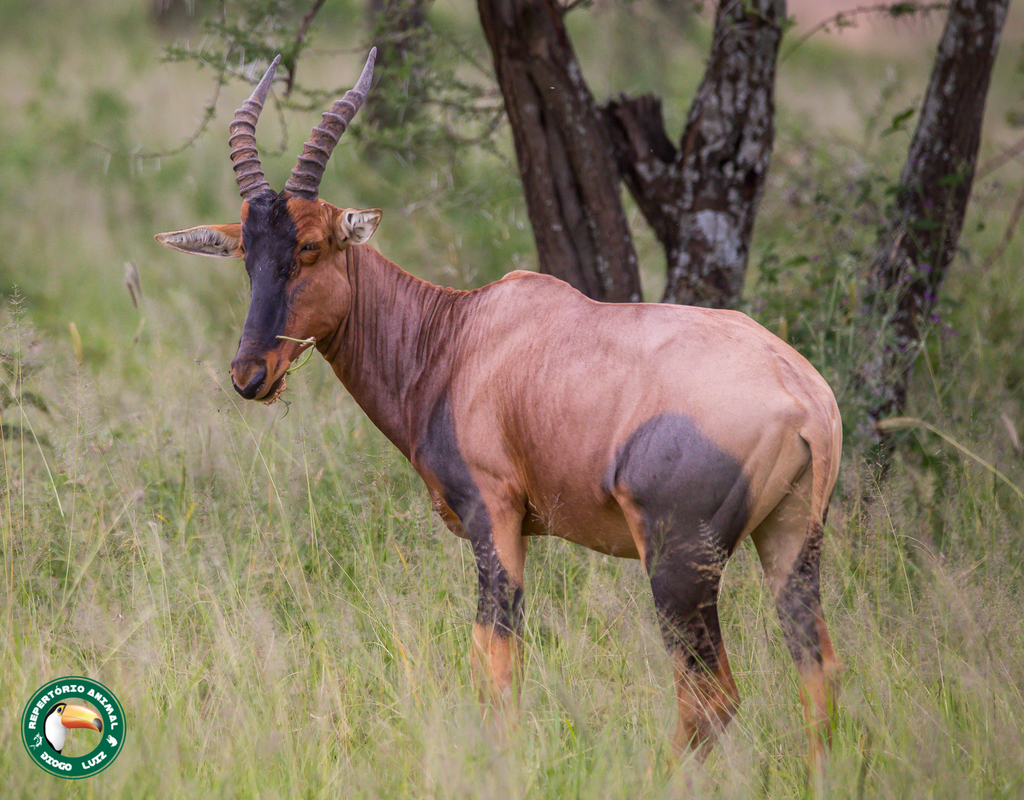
left=609, top=414, right=750, bottom=760
left=652, top=549, right=741, bottom=761
left=750, top=469, right=840, bottom=776
left=618, top=490, right=740, bottom=759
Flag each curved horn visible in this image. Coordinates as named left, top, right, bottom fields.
left=284, top=48, right=376, bottom=201
left=229, top=55, right=281, bottom=201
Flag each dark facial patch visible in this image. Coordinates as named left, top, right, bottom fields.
left=606, top=414, right=750, bottom=671
left=238, top=190, right=299, bottom=354
left=415, top=396, right=523, bottom=636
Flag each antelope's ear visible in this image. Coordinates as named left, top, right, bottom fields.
left=335, top=208, right=381, bottom=247
left=154, top=224, right=243, bottom=258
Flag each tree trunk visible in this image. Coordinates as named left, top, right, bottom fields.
left=603, top=0, right=784, bottom=307
left=477, top=0, right=783, bottom=307
left=859, top=0, right=1009, bottom=449
left=476, top=0, right=641, bottom=302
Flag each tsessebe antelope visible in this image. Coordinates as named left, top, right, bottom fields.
left=156, top=51, right=842, bottom=771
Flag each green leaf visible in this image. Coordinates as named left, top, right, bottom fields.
left=881, top=107, right=916, bottom=137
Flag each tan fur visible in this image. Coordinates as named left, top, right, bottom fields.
left=471, top=622, right=521, bottom=708
left=673, top=642, right=741, bottom=761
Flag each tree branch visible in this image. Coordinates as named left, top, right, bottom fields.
left=782, top=2, right=948, bottom=63
left=286, top=0, right=329, bottom=97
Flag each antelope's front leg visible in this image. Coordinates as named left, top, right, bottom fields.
left=412, top=398, right=526, bottom=706
left=468, top=496, right=526, bottom=708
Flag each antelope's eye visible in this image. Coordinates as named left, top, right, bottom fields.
left=301, top=243, right=317, bottom=252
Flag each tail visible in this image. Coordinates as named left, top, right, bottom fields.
left=803, top=392, right=843, bottom=531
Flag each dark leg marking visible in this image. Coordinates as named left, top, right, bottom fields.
left=776, top=521, right=825, bottom=666
left=471, top=536, right=524, bottom=636
left=415, top=395, right=522, bottom=635
left=606, top=414, right=750, bottom=670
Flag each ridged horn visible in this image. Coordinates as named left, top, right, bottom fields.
left=229, top=55, right=281, bottom=201
left=284, top=48, right=376, bottom=201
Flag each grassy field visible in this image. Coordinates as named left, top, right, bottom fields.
left=3, top=1, right=1024, bottom=797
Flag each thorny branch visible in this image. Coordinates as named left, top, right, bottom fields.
left=286, top=0, right=328, bottom=96
left=89, top=72, right=224, bottom=163
left=94, top=0, right=326, bottom=163
left=973, top=114, right=1024, bottom=269
left=91, top=54, right=290, bottom=163
left=782, top=2, right=948, bottom=62
left=982, top=182, right=1024, bottom=269
left=977, top=133, right=1024, bottom=178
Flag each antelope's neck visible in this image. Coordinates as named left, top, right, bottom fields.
left=324, top=246, right=469, bottom=458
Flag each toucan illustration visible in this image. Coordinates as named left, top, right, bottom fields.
left=43, top=702, right=102, bottom=754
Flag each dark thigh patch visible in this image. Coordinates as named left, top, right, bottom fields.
left=606, top=413, right=750, bottom=558
left=606, top=414, right=750, bottom=661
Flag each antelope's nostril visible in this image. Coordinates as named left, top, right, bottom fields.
left=233, top=365, right=267, bottom=399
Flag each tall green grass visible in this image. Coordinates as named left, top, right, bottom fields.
left=3, top=300, right=1023, bottom=798
left=3, top=1, right=1024, bottom=797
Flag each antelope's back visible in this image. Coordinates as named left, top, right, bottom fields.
left=459, top=270, right=833, bottom=439
left=445, top=271, right=839, bottom=546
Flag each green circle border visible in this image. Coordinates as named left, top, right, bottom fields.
left=21, top=676, right=126, bottom=779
